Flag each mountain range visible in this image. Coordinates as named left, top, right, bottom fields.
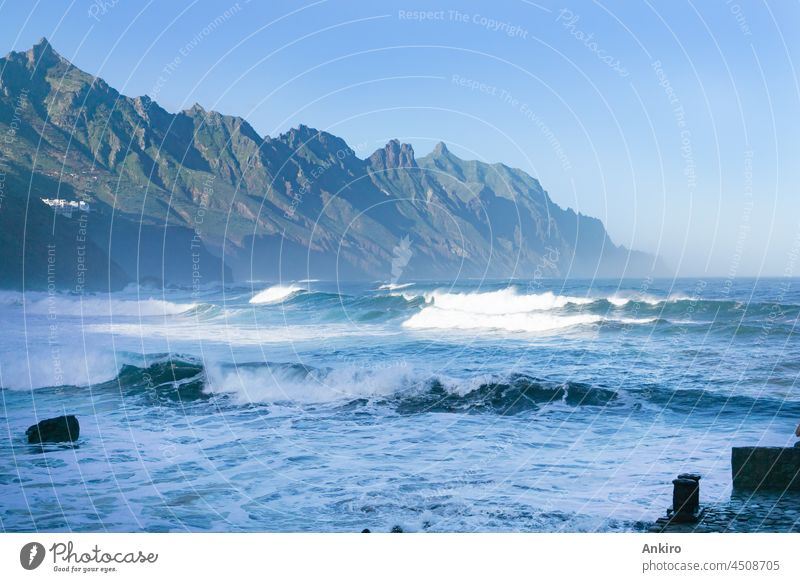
left=0, top=38, right=666, bottom=291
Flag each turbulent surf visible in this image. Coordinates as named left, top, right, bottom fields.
left=1, top=278, right=798, bottom=532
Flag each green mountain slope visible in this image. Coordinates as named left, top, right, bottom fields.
left=0, top=39, right=666, bottom=290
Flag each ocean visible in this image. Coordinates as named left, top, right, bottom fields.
left=1, top=277, right=798, bottom=532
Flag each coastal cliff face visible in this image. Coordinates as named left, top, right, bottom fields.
left=0, top=39, right=667, bottom=290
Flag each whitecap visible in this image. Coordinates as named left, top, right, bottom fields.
left=401, top=287, right=599, bottom=333
left=205, top=360, right=416, bottom=404
left=402, top=308, right=599, bottom=332
left=22, top=295, right=196, bottom=317
left=420, top=288, right=593, bottom=314
left=249, top=284, right=305, bottom=304
left=378, top=282, right=414, bottom=291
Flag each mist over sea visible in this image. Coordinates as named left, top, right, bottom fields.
left=1, top=277, right=798, bottom=532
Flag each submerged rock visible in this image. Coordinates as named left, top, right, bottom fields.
left=390, top=525, right=403, bottom=533
left=26, top=415, right=80, bottom=443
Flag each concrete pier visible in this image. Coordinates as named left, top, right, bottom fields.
left=650, top=492, right=800, bottom=532
left=650, top=447, right=800, bottom=532
left=731, top=447, right=800, bottom=492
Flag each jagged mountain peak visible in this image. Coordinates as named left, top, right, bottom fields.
left=0, top=38, right=666, bottom=286
left=27, top=37, right=56, bottom=60
left=132, top=94, right=160, bottom=115
left=280, top=124, right=347, bottom=143
left=1, top=37, right=108, bottom=99
left=30, top=36, right=53, bottom=52
left=431, top=141, right=450, bottom=157
left=277, top=124, right=355, bottom=160
left=369, top=139, right=417, bottom=170
left=281, top=123, right=322, bottom=141
left=0, top=37, right=66, bottom=76
left=18, top=37, right=71, bottom=72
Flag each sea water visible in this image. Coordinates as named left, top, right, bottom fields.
left=1, top=278, right=798, bottom=532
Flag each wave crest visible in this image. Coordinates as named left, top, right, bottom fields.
left=378, top=282, right=414, bottom=291
left=402, top=288, right=598, bottom=332
left=249, top=284, right=305, bottom=304
left=423, top=288, right=593, bottom=314
left=396, top=375, right=619, bottom=414
left=6, top=294, right=196, bottom=316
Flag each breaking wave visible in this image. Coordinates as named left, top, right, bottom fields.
left=7, top=353, right=800, bottom=419
left=403, top=308, right=601, bottom=332
left=0, top=346, right=121, bottom=390
left=249, top=284, right=306, bottom=304
left=399, top=288, right=660, bottom=332
left=0, top=293, right=197, bottom=317
left=94, top=357, right=621, bottom=413
left=378, top=282, right=414, bottom=291
left=420, top=288, right=594, bottom=313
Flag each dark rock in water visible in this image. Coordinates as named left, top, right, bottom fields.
left=390, top=525, right=403, bottom=533
left=115, top=359, right=208, bottom=402
left=361, top=528, right=371, bottom=533
left=26, top=415, right=80, bottom=443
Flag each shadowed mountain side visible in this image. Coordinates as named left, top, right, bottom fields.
left=0, top=39, right=667, bottom=288
left=0, top=172, right=128, bottom=291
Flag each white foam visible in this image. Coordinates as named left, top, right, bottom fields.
left=0, top=291, right=24, bottom=306
left=387, top=291, right=422, bottom=301
left=18, top=295, right=196, bottom=317
left=400, top=287, right=598, bottom=333
left=378, top=282, right=414, bottom=291
left=403, top=307, right=600, bottom=333
left=666, top=293, right=692, bottom=302
left=0, top=346, right=120, bottom=390
left=205, top=362, right=606, bottom=406
left=249, top=284, right=305, bottom=304
left=607, top=295, right=633, bottom=307
left=609, top=317, right=660, bottom=325
left=640, top=295, right=664, bottom=305
left=606, top=293, right=682, bottom=307
left=87, top=321, right=387, bottom=344
left=421, top=288, right=592, bottom=314
left=206, top=361, right=416, bottom=404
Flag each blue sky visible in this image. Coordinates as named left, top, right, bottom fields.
left=1, top=0, right=799, bottom=276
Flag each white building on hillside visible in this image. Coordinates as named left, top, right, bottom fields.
left=41, top=198, right=90, bottom=218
